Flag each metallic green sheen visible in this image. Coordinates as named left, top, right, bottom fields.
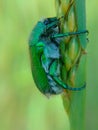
left=29, top=45, right=50, bottom=94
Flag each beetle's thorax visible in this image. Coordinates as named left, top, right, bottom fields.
left=29, top=21, right=46, bottom=46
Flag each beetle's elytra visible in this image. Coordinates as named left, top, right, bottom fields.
left=29, top=17, right=87, bottom=96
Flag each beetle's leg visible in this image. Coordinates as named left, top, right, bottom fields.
left=49, top=60, right=86, bottom=91
left=49, top=60, right=59, bottom=76
left=36, top=41, right=45, bottom=48
left=52, top=76, right=86, bottom=91
left=51, top=30, right=88, bottom=38
left=36, top=41, right=45, bottom=54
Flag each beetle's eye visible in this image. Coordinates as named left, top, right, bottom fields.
left=44, top=19, right=49, bottom=25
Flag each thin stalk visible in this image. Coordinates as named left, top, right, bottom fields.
left=55, top=0, right=87, bottom=130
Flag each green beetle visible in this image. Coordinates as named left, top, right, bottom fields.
left=29, top=17, right=87, bottom=96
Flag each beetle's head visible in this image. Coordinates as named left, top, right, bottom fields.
left=42, top=16, right=63, bottom=35
left=43, top=17, right=58, bottom=25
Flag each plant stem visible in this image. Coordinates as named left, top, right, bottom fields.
left=55, top=0, right=87, bottom=130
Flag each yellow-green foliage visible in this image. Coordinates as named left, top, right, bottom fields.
left=0, top=0, right=98, bottom=130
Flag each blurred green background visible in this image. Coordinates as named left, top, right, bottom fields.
left=0, top=0, right=97, bottom=130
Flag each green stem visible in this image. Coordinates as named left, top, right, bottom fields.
left=55, top=0, right=87, bottom=130
left=68, top=55, right=86, bottom=130
left=68, top=1, right=86, bottom=130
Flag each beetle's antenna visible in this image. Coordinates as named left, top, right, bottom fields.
left=57, top=16, right=64, bottom=21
